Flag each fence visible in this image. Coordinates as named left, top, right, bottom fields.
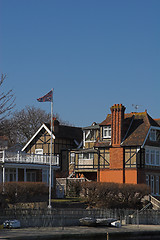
left=1, top=208, right=160, bottom=227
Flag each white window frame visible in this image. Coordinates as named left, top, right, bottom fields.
left=145, top=147, right=160, bottom=166
left=70, top=153, right=75, bottom=164
left=78, top=153, right=94, bottom=160
left=35, top=149, right=43, bottom=155
left=103, top=126, right=111, bottom=139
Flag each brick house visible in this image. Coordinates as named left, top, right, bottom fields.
left=70, top=104, right=160, bottom=196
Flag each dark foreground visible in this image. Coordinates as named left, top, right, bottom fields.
left=0, top=225, right=160, bottom=240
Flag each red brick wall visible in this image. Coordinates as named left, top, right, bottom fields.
left=125, top=169, right=138, bottom=184
left=110, top=147, right=124, bottom=169
left=98, top=169, right=124, bottom=183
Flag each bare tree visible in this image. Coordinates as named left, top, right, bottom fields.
left=11, top=106, right=52, bottom=145
left=0, top=104, right=73, bottom=146
left=0, top=74, right=15, bottom=120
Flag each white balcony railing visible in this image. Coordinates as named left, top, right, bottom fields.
left=78, top=159, right=94, bottom=169
left=0, top=150, right=59, bottom=166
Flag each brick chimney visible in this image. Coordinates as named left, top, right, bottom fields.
left=110, top=104, right=125, bottom=147
left=50, top=118, right=59, bottom=133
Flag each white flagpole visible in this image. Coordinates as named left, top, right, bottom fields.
left=48, top=88, right=53, bottom=209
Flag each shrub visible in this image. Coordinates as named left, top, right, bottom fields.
left=67, top=180, right=82, bottom=197
left=81, top=182, right=150, bottom=209
left=0, top=182, right=48, bottom=204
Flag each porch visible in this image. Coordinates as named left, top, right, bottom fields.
left=0, top=150, right=60, bottom=185
left=0, top=150, right=59, bottom=166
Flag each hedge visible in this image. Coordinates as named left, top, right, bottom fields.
left=80, top=182, right=150, bottom=209
left=0, top=182, right=49, bottom=206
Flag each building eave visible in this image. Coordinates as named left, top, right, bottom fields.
left=21, top=123, right=55, bottom=152
left=141, top=126, right=160, bottom=148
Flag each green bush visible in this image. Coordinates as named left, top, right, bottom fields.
left=81, top=182, right=150, bottom=209
left=0, top=182, right=48, bottom=204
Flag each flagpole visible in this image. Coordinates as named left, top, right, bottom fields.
left=48, top=88, right=53, bottom=209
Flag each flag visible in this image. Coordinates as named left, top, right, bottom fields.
left=37, top=90, right=53, bottom=102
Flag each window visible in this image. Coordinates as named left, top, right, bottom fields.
left=145, top=148, right=160, bottom=166
left=42, top=169, right=48, bottom=184
left=103, top=126, right=111, bottom=138
left=145, top=150, right=150, bottom=165
left=35, top=149, right=43, bottom=154
left=149, top=129, right=156, bottom=141
left=146, top=175, right=149, bottom=186
left=78, top=153, right=94, bottom=160
left=151, top=150, right=155, bottom=165
left=156, top=176, right=159, bottom=195
left=156, top=151, right=160, bottom=166
left=151, top=175, right=154, bottom=195
left=5, top=168, right=16, bottom=182
left=70, top=153, right=75, bottom=164
left=27, top=171, right=36, bottom=182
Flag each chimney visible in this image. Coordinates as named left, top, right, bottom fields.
left=110, top=104, right=125, bottom=146
left=50, top=118, right=59, bottom=133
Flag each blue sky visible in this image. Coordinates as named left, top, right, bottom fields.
left=0, top=0, right=160, bottom=127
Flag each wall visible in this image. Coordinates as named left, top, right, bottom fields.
left=98, top=169, right=124, bottom=183
left=125, top=169, right=138, bottom=184
left=110, top=147, right=124, bottom=169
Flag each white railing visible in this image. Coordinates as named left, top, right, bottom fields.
left=78, top=159, right=94, bottom=169
left=149, top=194, right=160, bottom=209
left=0, top=150, right=59, bottom=166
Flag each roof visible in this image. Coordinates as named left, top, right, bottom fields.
left=45, top=123, right=82, bottom=143
left=100, top=114, right=111, bottom=126
left=99, top=111, right=160, bottom=147
left=22, top=123, right=82, bottom=152
left=83, top=122, right=100, bottom=130
left=94, top=141, right=111, bottom=148
left=154, top=119, right=160, bottom=126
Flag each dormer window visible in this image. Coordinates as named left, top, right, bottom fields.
left=149, top=129, right=156, bottom=141
left=103, top=126, right=111, bottom=139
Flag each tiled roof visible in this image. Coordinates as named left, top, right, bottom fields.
left=100, top=114, right=111, bottom=126
left=99, top=111, right=160, bottom=147
left=83, top=122, right=100, bottom=130
left=121, top=112, right=160, bottom=146
left=45, top=123, right=82, bottom=143
left=154, top=119, right=160, bottom=126
left=94, top=141, right=111, bottom=148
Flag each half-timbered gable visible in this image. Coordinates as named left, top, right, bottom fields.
left=22, top=120, right=82, bottom=178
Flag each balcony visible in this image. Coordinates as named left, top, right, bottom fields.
left=0, top=150, right=59, bottom=166
left=78, top=159, right=94, bottom=169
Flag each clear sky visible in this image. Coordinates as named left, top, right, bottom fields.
left=0, top=0, right=160, bottom=127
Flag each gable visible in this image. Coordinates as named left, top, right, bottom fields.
left=22, top=123, right=55, bottom=152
